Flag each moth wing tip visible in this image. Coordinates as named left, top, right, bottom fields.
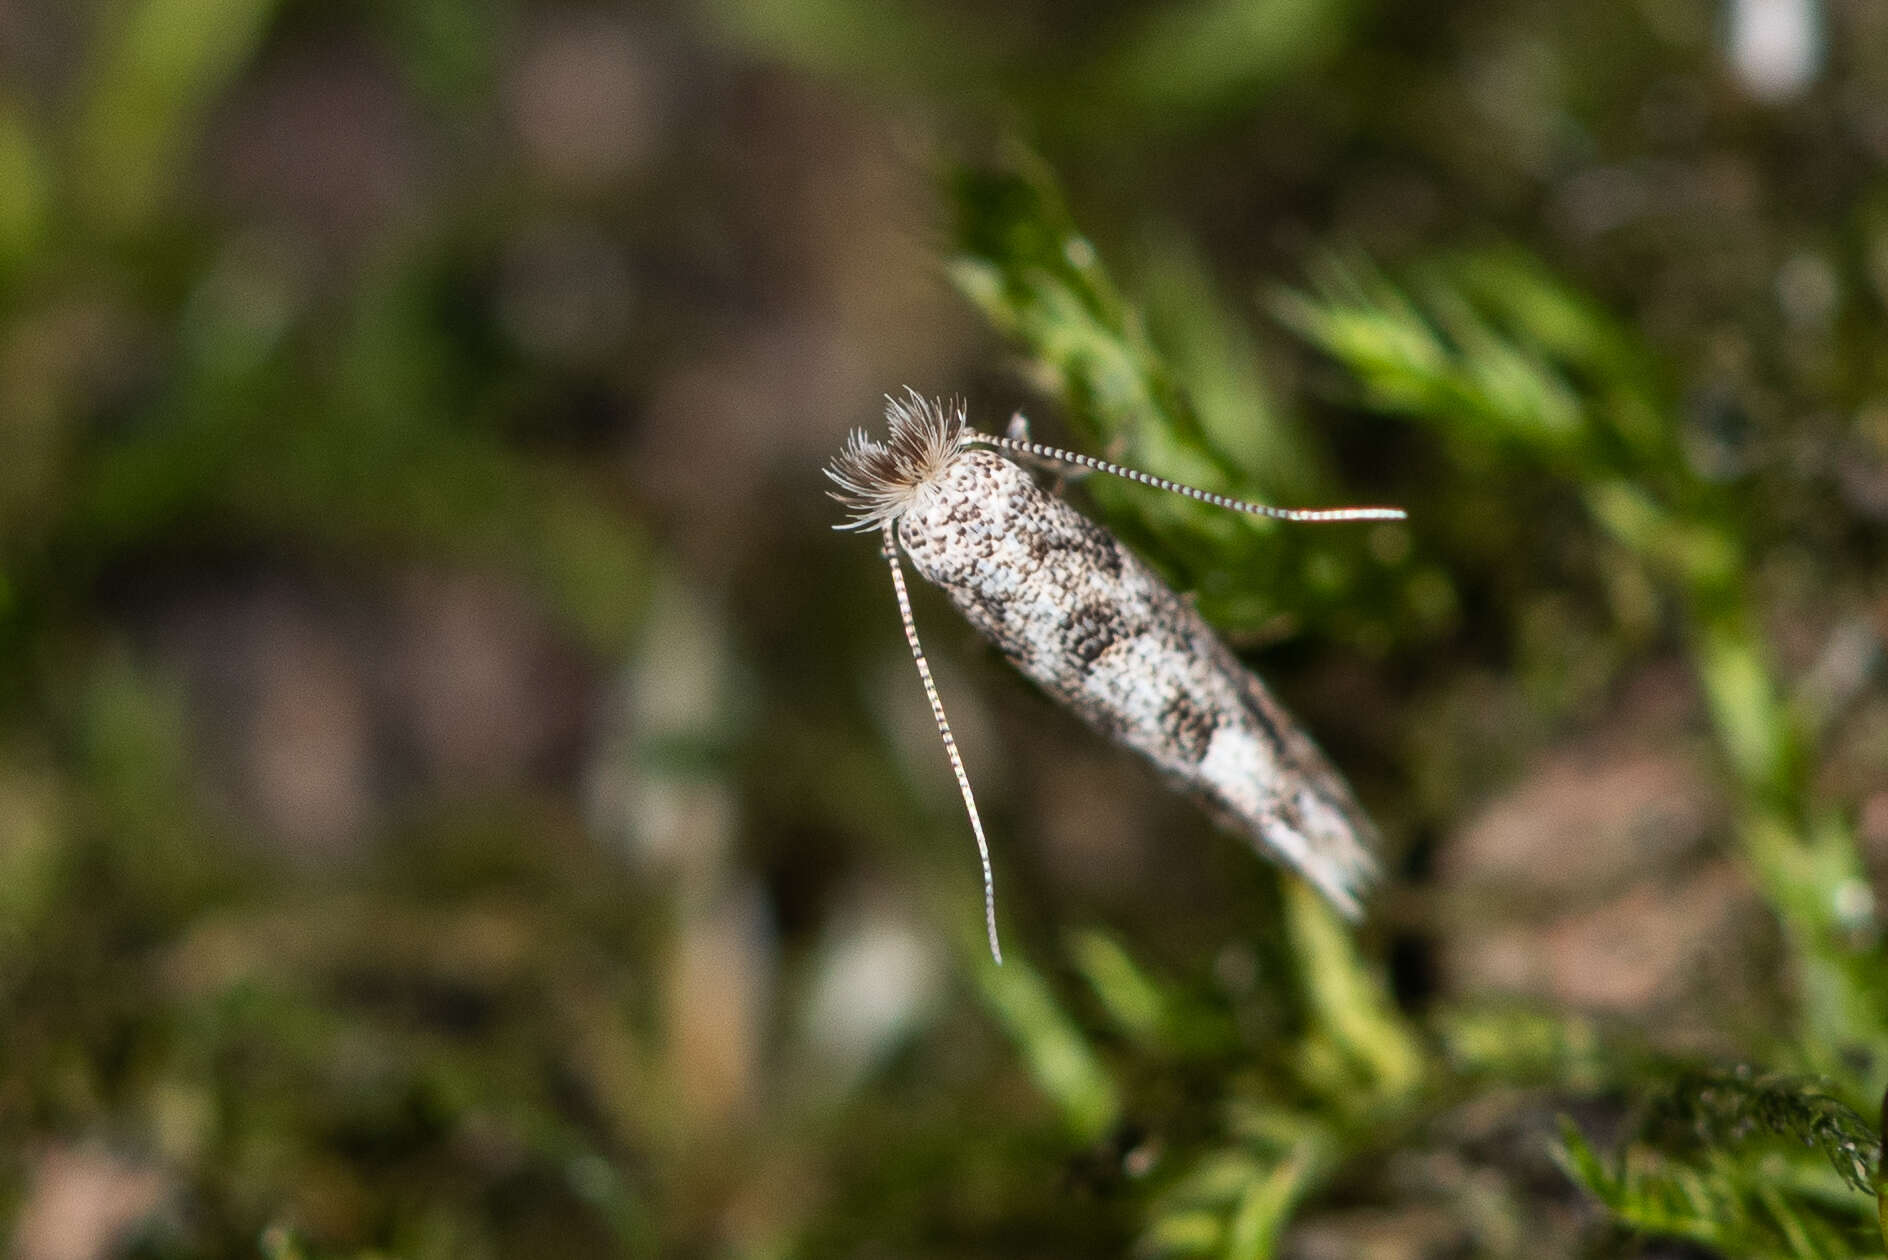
left=1259, top=811, right=1378, bottom=919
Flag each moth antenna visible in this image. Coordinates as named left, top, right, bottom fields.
left=880, top=521, right=1004, bottom=964
left=977, top=431, right=1407, bottom=523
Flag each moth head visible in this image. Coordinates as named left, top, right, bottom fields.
left=825, top=390, right=970, bottom=532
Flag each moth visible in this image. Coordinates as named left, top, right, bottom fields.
left=827, top=392, right=1403, bottom=962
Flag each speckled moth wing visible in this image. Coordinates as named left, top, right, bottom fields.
left=827, top=392, right=1403, bottom=960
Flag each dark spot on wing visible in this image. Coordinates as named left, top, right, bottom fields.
left=1065, top=515, right=1124, bottom=577
left=1160, top=692, right=1219, bottom=763
left=1228, top=658, right=1288, bottom=753
left=1064, top=601, right=1130, bottom=669
left=1012, top=488, right=1124, bottom=579
left=962, top=588, right=1028, bottom=660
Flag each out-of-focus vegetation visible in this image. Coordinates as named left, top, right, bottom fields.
left=2, top=0, right=1887, bottom=1256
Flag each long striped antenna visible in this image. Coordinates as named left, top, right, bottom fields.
left=976, top=431, right=1406, bottom=523
left=880, top=521, right=1003, bottom=964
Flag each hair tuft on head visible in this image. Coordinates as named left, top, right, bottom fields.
left=825, top=391, right=969, bottom=531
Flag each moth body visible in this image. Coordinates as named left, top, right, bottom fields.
left=898, top=445, right=1377, bottom=915
left=827, top=393, right=1399, bottom=957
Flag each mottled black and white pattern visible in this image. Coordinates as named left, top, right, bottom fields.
left=828, top=393, right=1388, bottom=947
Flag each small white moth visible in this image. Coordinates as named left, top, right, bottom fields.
left=827, top=391, right=1404, bottom=963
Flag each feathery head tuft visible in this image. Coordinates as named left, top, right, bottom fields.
left=825, top=391, right=970, bottom=531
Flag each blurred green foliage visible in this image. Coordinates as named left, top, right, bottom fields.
left=1557, top=1065, right=1884, bottom=1257
left=4, top=0, right=1888, bottom=1257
